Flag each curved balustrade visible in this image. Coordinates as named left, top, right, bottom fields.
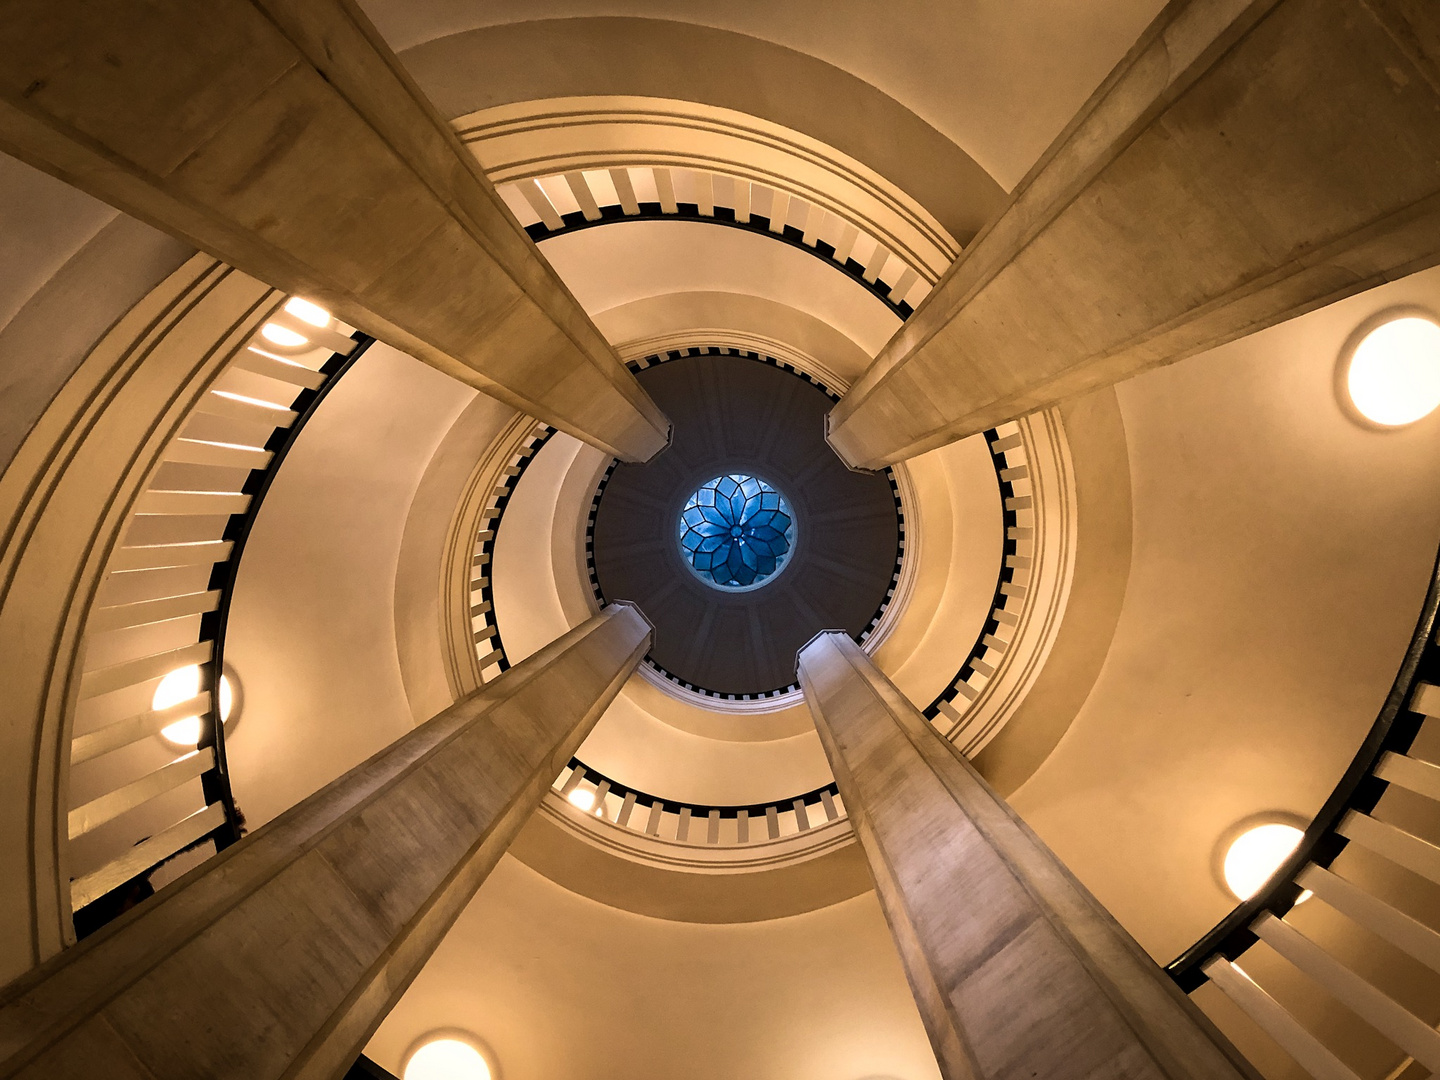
left=461, top=422, right=558, bottom=682
left=458, top=96, right=962, bottom=273
left=67, top=299, right=371, bottom=936
left=1168, top=541, right=1440, bottom=1080
left=921, top=422, right=1036, bottom=741
left=553, top=759, right=847, bottom=848
left=495, top=165, right=928, bottom=319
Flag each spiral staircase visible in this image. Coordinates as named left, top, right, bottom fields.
left=2, top=4, right=1440, bottom=1080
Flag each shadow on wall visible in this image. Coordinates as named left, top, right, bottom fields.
left=397, top=17, right=1006, bottom=243
left=0, top=154, right=193, bottom=472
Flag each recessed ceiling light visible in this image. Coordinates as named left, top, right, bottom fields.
left=153, top=666, right=233, bottom=748
left=1223, top=823, right=1305, bottom=901
left=1345, top=315, right=1440, bottom=426
left=261, top=323, right=309, bottom=348
left=403, top=1037, right=492, bottom=1080
left=567, top=788, right=596, bottom=812
left=282, top=296, right=331, bottom=327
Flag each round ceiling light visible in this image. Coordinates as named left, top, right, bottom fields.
left=260, top=323, right=309, bottom=348
left=152, top=666, right=234, bottom=748
left=1344, top=314, right=1440, bottom=426
left=565, top=787, right=606, bottom=818
left=678, top=473, right=794, bottom=590
left=403, top=1037, right=492, bottom=1080
left=1222, top=822, right=1304, bottom=901
left=282, top=296, right=332, bottom=328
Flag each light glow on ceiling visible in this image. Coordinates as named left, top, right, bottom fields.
left=1223, top=823, right=1304, bottom=901
left=567, top=788, right=596, bottom=811
left=1346, top=315, right=1440, bottom=426
left=403, top=1038, right=492, bottom=1080
left=282, top=296, right=332, bottom=327
left=152, top=666, right=233, bottom=747
left=261, top=323, right=309, bottom=348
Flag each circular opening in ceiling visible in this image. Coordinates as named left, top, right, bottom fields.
left=1343, top=314, right=1440, bottom=427
left=678, top=473, right=795, bottom=591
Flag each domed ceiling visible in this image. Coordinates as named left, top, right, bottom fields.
left=590, top=353, right=900, bottom=696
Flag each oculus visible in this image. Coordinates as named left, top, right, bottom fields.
left=678, top=473, right=794, bottom=590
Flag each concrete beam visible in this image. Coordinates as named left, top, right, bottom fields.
left=796, top=631, right=1257, bottom=1080
left=827, top=0, right=1440, bottom=469
left=0, top=604, right=651, bottom=1080
left=0, top=0, right=670, bottom=462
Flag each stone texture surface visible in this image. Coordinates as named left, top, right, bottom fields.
left=0, top=0, right=669, bottom=462
left=0, top=605, right=650, bottom=1080
left=797, top=631, right=1258, bottom=1080
left=827, top=0, right=1440, bottom=468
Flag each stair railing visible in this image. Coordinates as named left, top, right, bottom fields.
left=1168, top=541, right=1440, bottom=1079
left=67, top=304, right=372, bottom=937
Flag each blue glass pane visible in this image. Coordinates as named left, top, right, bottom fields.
left=678, top=473, right=795, bottom=590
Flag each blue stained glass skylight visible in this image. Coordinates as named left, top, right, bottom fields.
left=678, top=474, right=795, bottom=589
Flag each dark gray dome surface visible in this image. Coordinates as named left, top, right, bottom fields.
left=591, top=354, right=900, bottom=695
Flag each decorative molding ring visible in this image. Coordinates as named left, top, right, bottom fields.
left=922, top=408, right=1078, bottom=757
left=552, top=757, right=852, bottom=852
left=461, top=422, right=559, bottom=683
left=455, top=94, right=959, bottom=280
left=525, top=198, right=917, bottom=320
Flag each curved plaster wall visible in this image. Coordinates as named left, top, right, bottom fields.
left=364, top=856, right=942, bottom=1080
left=970, top=388, right=1133, bottom=795
left=223, top=344, right=480, bottom=829
left=540, top=220, right=902, bottom=358
left=1011, top=265, right=1440, bottom=965
left=594, top=292, right=876, bottom=385
left=389, top=16, right=1002, bottom=243
left=393, top=391, right=525, bottom=722
left=0, top=154, right=193, bottom=473
left=368, top=2, right=1167, bottom=190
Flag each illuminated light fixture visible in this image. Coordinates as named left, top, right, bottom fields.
left=1223, top=823, right=1307, bottom=902
left=282, top=296, right=332, bottom=327
left=211, top=389, right=290, bottom=412
left=260, top=323, right=309, bottom=348
left=152, top=666, right=233, bottom=748
left=567, top=787, right=596, bottom=812
left=403, top=1037, right=493, bottom=1080
left=1345, top=315, right=1440, bottom=426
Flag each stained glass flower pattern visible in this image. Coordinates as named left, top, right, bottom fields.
left=678, top=474, right=794, bottom=589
